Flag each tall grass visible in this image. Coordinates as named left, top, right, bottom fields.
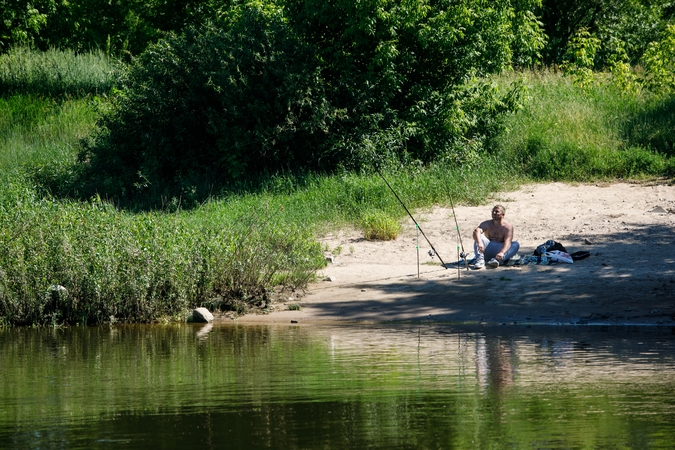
left=0, top=96, right=99, bottom=181
left=234, top=158, right=518, bottom=238
left=0, top=181, right=325, bottom=326
left=0, top=47, right=122, bottom=97
left=494, top=69, right=675, bottom=180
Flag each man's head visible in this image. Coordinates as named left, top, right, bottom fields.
left=491, top=205, right=505, bottom=220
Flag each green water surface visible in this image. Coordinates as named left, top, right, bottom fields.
left=1, top=324, right=674, bottom=449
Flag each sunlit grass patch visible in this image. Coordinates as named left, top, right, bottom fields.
left=360, top=210, right=401, bottom=241
left=0, top=46, right=122, bottom=97
left=494, top=69, right=675, bottom=180
left=0, top=96, right=98, bottom=179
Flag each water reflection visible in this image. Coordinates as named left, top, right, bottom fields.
left=475, top=335, right=516, bottom=391
left=0, top=324, right=674, bottom=449
left=195, top=322, right=213, bottom=341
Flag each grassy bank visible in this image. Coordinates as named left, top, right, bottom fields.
left=1, top=49, right=674, bottom=326
left=495, top=69, right=675, bottom=180
left=0, top=182, right=324, bottom=326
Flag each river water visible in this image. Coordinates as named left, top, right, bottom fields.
left=1, top=323, right=674, bottom=449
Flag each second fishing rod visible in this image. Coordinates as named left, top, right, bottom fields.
left=443, top=176, right=470, bottom=272
left=371, top=156, right=448, bottom=269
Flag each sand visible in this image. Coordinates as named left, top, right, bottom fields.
left=238, top=181, right=675, bottom=326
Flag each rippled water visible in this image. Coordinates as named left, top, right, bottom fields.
left=1, top=324, right=674, bottom=449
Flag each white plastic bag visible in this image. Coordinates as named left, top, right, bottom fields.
left=547, top=250, right=573, bottom=264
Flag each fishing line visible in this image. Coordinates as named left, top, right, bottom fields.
left=416, top=224, right=420, bottom=278
left=443, top=177, right=469, bottom=272
left=372, top=159, right=447, bottom=269
left=456, top=226, right=460, bottom=279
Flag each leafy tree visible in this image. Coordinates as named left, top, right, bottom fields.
left=551, top=3, right=675, bottom=95
left=510, top=0, right=548, bottom=67
left=37, top=0, right=132, bottom=54
left=540, top=0, right=674, bottom=67
left=79, top=0, right=544, bottom=201
left=0, top=0, right=54, bottom=50
left=643, top=24, right=675, bottom=94
left=281, top=0, right=538, bottom=163
left=561, top=28, right=601, bottom=87
left=33, top=0, right=224, bottom=56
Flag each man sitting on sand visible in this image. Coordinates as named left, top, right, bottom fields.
left=473, top=204, right=520, bottom=269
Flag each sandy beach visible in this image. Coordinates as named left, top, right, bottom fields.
left=238, top=181, right=675, bottom=326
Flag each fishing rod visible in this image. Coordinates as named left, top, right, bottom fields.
left=372, top=159, right=447, bottom=269
left=447, top=187, right=469, bottom=272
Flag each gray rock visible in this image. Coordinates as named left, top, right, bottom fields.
left=323, top=276, right=336, bottom=282
left=191, top=307, right=214, bottom=323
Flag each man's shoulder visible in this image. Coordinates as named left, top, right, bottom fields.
left=478, top=219, right=493, bottom=229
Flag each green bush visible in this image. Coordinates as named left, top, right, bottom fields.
left=77, top=1, right=543, bottom=202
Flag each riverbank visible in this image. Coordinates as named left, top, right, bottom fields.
left=238, top=182, right=675, bottom=326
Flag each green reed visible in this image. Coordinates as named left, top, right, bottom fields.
left=0, top=183, right=325, bottom=326
left=0, top=46, right=122, bottom=98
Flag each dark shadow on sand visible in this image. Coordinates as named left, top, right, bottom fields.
left=303, top=223, right=675, bottom=325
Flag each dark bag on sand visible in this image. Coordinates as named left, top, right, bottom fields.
left=534, top=239, right=566, bottom=256
left=570, top=250, right=590, bottom=261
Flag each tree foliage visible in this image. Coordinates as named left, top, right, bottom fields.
left=0, top=0, right=224, bottom=56
left=0, top=0, right=54, bottom=50
left=643, top=24, right=675, bottom=94
left=78, top=0, right=543, bottom=200
left=560, top=28, right=601, bottom=87
left=540, top=0, right=674, bottom=67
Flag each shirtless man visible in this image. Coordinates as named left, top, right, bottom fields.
left=472, top=204, right=520, bottom=269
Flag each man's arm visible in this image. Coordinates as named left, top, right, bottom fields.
left=473, top=221, right=489, bottom=253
